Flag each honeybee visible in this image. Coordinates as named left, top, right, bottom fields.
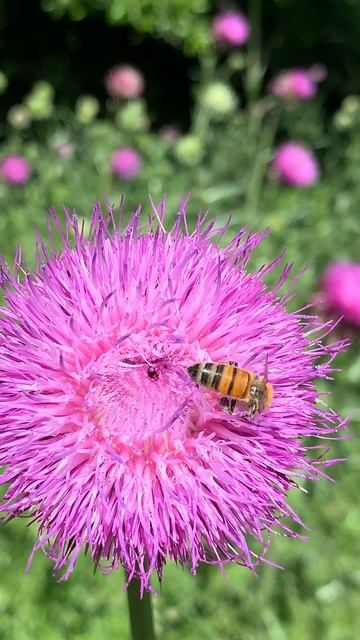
left=187, top=360, right=273, bottom=417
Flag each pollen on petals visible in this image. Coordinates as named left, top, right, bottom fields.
left=0, top=199, right=347, bottom=591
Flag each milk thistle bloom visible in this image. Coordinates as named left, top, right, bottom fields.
left=321, top=262, right=360, bottom=329
left=269, top=66, right=327, bottom=102
left=111, top=148, right=142, bottom=180
left=105, top=65, right=144, bottom=99
left=0, top=155, right=31, bottom=185
left=0, top=200, right=346, bottom=593
left=273, top=141, right=320, bottom=187
left=269, top=68, right=317, bottom=101
left=212, top=10, right=250, bottom=47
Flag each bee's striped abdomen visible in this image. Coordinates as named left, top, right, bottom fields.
left=187, top=362, right=218, bottom=388
left=187, top=362, right=217, bottom=389
left=216, top=364, right=250, bottom=398
left=230, top=368, right=251, bottom=399
left=187, top=362, right=250, bottom=399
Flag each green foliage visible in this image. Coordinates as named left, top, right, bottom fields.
left=40, top=0, right=211, bottom=53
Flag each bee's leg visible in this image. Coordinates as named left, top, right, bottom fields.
left=219, top=397, right=237, bottom=414
left=246, top=400, right=258, bottom=418
left=220, top=362, right=238, bottom=414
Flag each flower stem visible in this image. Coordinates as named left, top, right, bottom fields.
left=246, top=0, right=263, bottom=104
left=244, top=107, right=280, bottom=219
left=127, top=578, right=156, bottom=640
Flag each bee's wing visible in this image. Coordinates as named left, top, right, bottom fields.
left=240, top=354, right=268, bottom=377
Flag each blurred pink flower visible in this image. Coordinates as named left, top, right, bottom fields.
left=158, top=125, right=181, bottom=142
left=212, top=10, right=250, bottom=46
left=57, top=142, right=74, bottom=159
left=105, top=65, right=144, bottom=99
left=0, top=155, right=31, bottom=185
left=273, top=142, right=319, bottom=187
left=111, top=148, right=142, bottom=180
left=269, top=69, right=317, bottom=101
left=322, top=262, right=360, bottom=328
left=308, top=64, right=327, bottom=83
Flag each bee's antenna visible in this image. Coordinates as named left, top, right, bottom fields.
left=263, top=354, right=269, bottom=384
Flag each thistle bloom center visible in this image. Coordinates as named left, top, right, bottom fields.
left=81, top=341, right=187, bottom=449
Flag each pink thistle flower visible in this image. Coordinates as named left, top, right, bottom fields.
left=158, top=125, right=181, bottom=143
left=111, top=148, right=142, bottom=180
left=57, top=142, right=74, bottom=159
left=321, top=262, right=360, bottom=329
left=105, top=65, right=144, bottom=99
left=212, top=10, right=250, bottom=47
left=273, top=141, right=320, bottom=187
left=0, top=154, right=31, bottom=185
left=308, top=64, right=327, bottom=83
left=269, top=68, right=320, bottom=101
left=0, top=200, right=346, bottom=592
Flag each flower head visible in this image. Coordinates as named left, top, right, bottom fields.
left=158, top=125, right=181, bottom=143
left=308, top=64, right=327, bottom=83
left=0, top=155, right=31, bottom=185
left=75, top=95, right=100, bottom=125
left=273, top=141, right=320, bottom=187
left=200, top=82, right=238, bottom=118
left=174, top=135, right=203, bottom=166
left=7, top=105, right=32, bottom=130
left=0, top=200, right=346, bottom=592
left=111, top=148, right=142, bottom=180
left=321, top=262, right=360, bottom=328
left=116, top=100, right=149, bottom=132
left=269, top=67, right=325, bottom=101
left=270, top=69, right=316, bottom=101
left=56, top=141, right=74, bottom=159
left=25, top=81, right=54, bottom=119
left=212, top=10, right=250, bottom=47
left=105, top=65, right=144, bottom=99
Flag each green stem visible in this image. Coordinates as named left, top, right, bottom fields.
left=192, top=52, right=216, bottom=140
left=244, top=108, right=280, bottom=220
left=246, top=0, right=263, bottom=104
left=127, top=578, right=156, bottom=640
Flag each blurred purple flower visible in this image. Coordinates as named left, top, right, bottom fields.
left=0, top=155, right=31, bottom=185
left=0, top=201, right=346, bottom=592
left=111, top=148, right=142, bottom=180
left=57, top=142, right=74, bottom=159
left=322, top=262, right=360, bottom=328
left=212, top=10, right=250, bottom=46
left=105, top=65, right=144, bottom=99
left=308, top=64, right=328, bottom=83
left=158, top=125, right=181, bottom=143
left=269, top=67, right=325, bottom=101
left=273, top=142, right=320, bottom=187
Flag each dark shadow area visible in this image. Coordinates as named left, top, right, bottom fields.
left=0, top=0, right=196, bottom=129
